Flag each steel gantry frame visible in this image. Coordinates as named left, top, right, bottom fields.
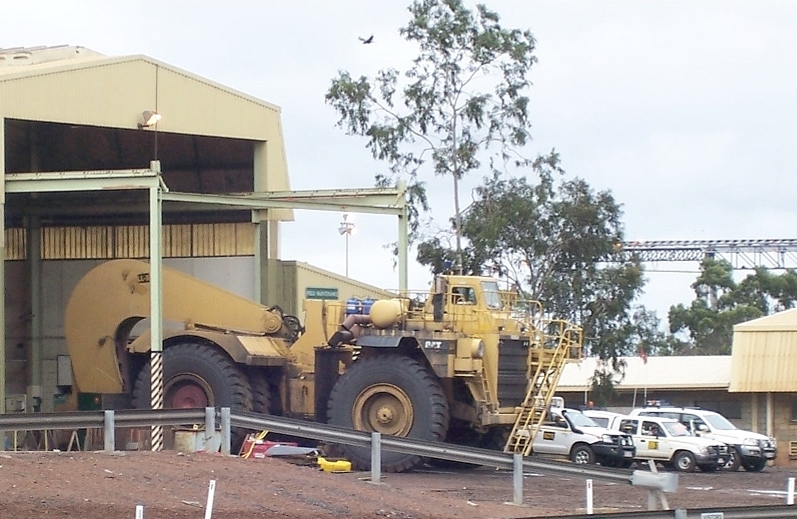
left=0, top=161, right=409, bottom=431
left=621, top=239, right=797, bottom=270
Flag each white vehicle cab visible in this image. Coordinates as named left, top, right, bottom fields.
left=532, top=400, right=635, bottom=467
left=608, top=415, right=729, bottom=472
left=581, top=409, right=624, bottom=429
left=627, top=406, right=777, bottom=472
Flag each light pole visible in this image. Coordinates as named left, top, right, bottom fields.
left=338, top=213, right=357, bottom=277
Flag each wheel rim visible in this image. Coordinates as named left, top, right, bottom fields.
left=573, top=449, right=591, bottom=464
left=166, top=374, right=213, bottom=408
left=352, top=383, right=414, bottom=436
left=724, top=450, right=737, bottom=469
left=677, top=455, right=692, bottom=470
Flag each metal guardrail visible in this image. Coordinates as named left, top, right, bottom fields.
left=231, top=409, right=633, bottom=483
left=0, top=408, right=205, bottom=431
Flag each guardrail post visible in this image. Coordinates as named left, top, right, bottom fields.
left=104, top=410, right=115, bottom=452
left=788, top=477, right=795, bottom=505
left=586, top=479, right=593, bottom=514
left=513, top=453, right=523, bottom=505
left=370, top=432, right=381, bottom=484
left=220, top=408, right=231, bottom=456
left=204, top=407, right=215, bottom=453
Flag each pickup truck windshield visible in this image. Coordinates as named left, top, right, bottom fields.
left=663, top=421, right=690, bottom=437
left=565, top=411, right=600, bottom=428
left=704, top=413, right=737, bottom=431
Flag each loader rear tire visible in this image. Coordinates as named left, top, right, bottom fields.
left=132, top=343, right=252, bottom=450
left=327, top=354, right=449, bottom=472
left=249, top=372, right=276, bottom=415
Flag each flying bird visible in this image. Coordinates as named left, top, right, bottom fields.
left=359, top=35, right=374, bottom=44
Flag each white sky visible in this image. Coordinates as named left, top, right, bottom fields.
left=4, top=1, right=797, bottom=322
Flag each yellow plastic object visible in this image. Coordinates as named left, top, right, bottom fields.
left=317, top=456, right=352, bottom=473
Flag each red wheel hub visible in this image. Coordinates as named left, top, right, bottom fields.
left=168, top=382, right=210, bottom=408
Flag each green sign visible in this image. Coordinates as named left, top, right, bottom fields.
left=306, top=287, right=339, bottom=300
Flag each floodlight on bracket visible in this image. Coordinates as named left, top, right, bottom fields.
left=138, top=110, right=162, bottom=129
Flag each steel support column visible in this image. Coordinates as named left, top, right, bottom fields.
left=148, top=161, right=164, bottom=452
left=0, top=117, right=6, bottom=421
left=26, top=215, right=42, bottom=410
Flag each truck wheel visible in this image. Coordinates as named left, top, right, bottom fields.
left=249, top=372, right=275, bottom=415
left=570, top=444, right=595, bottom=464
left=132, top=343, right=252, bottom=448
left=673, top=451, right=696, bottom=472
left=742, top=459, right=767, bottom=472
left=723, top=447, right=742, bottom=472
left=480, top=427, right=511, bottom=452
left=327, top=354, right=449, bottom=472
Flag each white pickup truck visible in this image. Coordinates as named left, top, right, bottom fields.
left=531, top=405, right=635, bottom=467
left=627, top=406, right=776, bottom=472
left=585, top=411, right=729, bottom=472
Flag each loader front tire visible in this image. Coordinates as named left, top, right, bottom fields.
left=327, top=354, right=449, bottom=472
left=132, top=343, right=252, bottom=449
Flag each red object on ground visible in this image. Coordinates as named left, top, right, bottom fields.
left=241, top=439, right=299, bottom=459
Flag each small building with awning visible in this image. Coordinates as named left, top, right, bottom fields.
left=730, top=308, right=797, bottom=463
left=556, top=355, right=735, bottom=416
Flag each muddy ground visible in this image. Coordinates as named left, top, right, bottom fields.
left=1, top=449, right=796, bottom=518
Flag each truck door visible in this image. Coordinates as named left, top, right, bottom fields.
left=621, top=418, right=655, bottom=459
left=638, top=420, right=670, bottom=460
left=534, top=413, right=571, bottom=455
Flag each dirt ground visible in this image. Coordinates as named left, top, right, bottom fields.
left=0, top=449, right=795, bottom=519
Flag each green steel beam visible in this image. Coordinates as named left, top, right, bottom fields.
left=5, top=169, right=162, bottom=193
left=160, top=191, right=405, bottom=216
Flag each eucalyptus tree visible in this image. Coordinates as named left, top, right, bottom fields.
left=326, top=0, right=537, bottom=267
left=419, top=155, right=652, bottom=364
left=668, top=259, right=797, bottom=354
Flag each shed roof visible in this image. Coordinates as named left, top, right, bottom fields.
left=557, top=356, right=731, bottom=392
left=733, top=307, right=797, bottom=332
left=0, top=45, right=289, bottom=193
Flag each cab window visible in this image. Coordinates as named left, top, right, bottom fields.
left=451, top=286, right=477, bottom=305
left=641, top=421, right=662, bottom=437
left=681, top=413, right=707, bottom=432
left=618, top=419, right=638, bottom=435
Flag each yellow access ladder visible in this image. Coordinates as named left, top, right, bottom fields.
left=504, top=320, right=582, bottom=455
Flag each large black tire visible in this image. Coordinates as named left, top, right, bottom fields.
left=248, top=371, right=274, bottom=415
left=570, top=444, right=596, bottom=465
left=742, top=458, right=768, bottom=472
left=327, top=354, right=449, bottom=472
left=480, top=427, right=511, bottom=452
left=673, top=450, right=696, bottom=472
left=723, top=447, right=742, bottom=472
left=132, top=343, right=252, bottom=449
left=427, top=423, right=482, bottom=469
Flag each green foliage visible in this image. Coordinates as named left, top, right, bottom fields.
left=589, top=360, right=624, bottom=408
left=667, top=258, right=797, bottom=354
left=417, top=153, right=655, bottom=362
left=326, top=0, right=538, bottom=262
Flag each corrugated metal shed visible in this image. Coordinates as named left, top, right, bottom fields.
left=730, top=308, right=797, bottom=392
left=0, top=45, right=289, bottom=195
left=557, top=356, right=731, bottom=392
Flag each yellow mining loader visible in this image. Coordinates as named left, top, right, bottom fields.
left=64, top=259, right=582, bottom=471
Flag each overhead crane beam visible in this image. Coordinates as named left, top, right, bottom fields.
left=620, top=238, right=797, bottom=270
